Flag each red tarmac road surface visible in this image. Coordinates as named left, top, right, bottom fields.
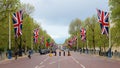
left=0, top=51, right=120, bottom=68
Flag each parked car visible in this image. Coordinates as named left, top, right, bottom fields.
left=39, top=49, right=50, bottom=55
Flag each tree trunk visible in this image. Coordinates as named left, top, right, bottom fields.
left=92, top=29, right=95, bottom=54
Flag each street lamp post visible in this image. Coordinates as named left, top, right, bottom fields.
left=9, top=13, right=11, bottom=50
left=75, top=26, right=78, bottom=51
left=77, top=32, right=78, bottom=50
left=8, top=5, right=12, bottom=59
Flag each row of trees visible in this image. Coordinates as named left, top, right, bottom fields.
left=64, top=1, right=120, bottom=52
left=65, top=13, right=119, bottom=51
left=0, top=0, right=54, bottom=52
left=64, top=16, right=106, bottom=51
left=109, top=0, right=120, bottom=47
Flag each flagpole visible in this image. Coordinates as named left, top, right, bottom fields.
left=44, top=31, right=46, bottom=48
left=109, top=1, right=111, bottom=49
left=9, top=13, right=11, bottom=50
left=31, top=33, right=33, bottom=50
left=108, top=11, right=112, bottom=57
left=109, top=20, right=111, bottom=48
left=77, top=32, right=78, bottom=50
left=31, top=30, right=33, bottom=50
left=75, top=26, right=78, bottom=51
left=108, top=0, right=112, bottom=57
left=20, top=35, right=22, bottom=56
left=86, top=40, right=88, bottom=49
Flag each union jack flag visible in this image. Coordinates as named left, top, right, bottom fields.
left=40, top=36, right=44, bottom=45
left=68, top=39, right=73, bottom=48
left=33, top=28, right=39, bottom=43
left=12, top=10, right=23, bottom=37
left=96, top=9, right=109, bottom=35
left=80, top=28, right=86, bottom=41
left=68, top=36, right=77, bottom=47
left=72, top=36, right=77, bottom=44
left=49, top=42, right=54, bottom=47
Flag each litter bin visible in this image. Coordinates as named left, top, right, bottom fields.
left=107, top=48, right=112, bottom=58
left=8, top=50, right=12, bottom=59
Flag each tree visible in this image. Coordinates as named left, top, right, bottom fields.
left=21, top=3, right=35, bottom=50
left=0, top=0, right=55, bottom=52
left=0, top=0, right=20, bottom=21
left=85, top=16, right=97, bottom=51
left=68, top=19, right=82, bottom=49
left=85, top=15, right=109, bottom=52
left=109, top=0, right=120, bottom=46
left=69, top=19, right=82, bottom=35
left=0, top=0, right=20, bottom=51
left=20, top=3, right=35, bottom=15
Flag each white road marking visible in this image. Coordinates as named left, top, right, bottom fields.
left=71, top=56, right=79, bottom=64
left=80, top=64, right=86, bottom=68
left=39, top=65, right=45, bottom=68
left=49, top=61, right=56, bottom=64
left=43, top=57, right=49, bottom=62
left=71, top=56, right=86, bottom=68
left=40, top=62, right=43, bottom=65
left=58, top=56, right=60, bottom=68
left=49, top=57, right=68, bottom=65
left=35, top=57, right=49, bottom=68
left=35, top=65, right=39, bottom=68
left=49, top=56, right=68, bottom=65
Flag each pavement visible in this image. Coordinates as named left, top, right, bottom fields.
left=0, top=55, right=27, bottom=64
left=0, top=51, right=120, bottom=68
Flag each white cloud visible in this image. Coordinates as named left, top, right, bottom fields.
left=34, top=18, right=69, bottom=41
left=20, top=0, right=108, bottom=44
left=40, top=19, right=69, bottom=38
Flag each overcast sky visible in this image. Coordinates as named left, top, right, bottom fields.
left=20, top=0, right=109, bottom=44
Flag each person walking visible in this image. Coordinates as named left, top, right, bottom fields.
left=28, top=49, right=32, bottom=59
left=15, top=51, right=18, bottom=60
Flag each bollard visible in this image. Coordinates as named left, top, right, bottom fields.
left=8, top=50, right=12, bottom=59
left=59, top=51, right=61, bottom=56
left=55, top=51, right=57, bottom=56
left=68, top=51, right=71, bottom=56
left=107, top=48, right=112, bottom=58
left=63, top=51, right=65, bottom=56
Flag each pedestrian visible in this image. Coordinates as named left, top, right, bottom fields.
left=79, top=48, right=82, bottom=54
left=6, top=52, right=8, bottom=58
left=59, top=51, right=61, bottom=56
left=0, top=51, right=2, bottom=59
left=39, top=49, right=41, bottom=55
left=28, top=49, right=32, bottom=59
left=15, top=51, right=18, bottom=60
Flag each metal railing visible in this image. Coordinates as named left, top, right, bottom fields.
left=78, top=49, right=120, bottom=59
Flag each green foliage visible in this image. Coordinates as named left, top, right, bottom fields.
left=85, top=16, right=96, bottom=49
left=0, top=0, right=20, bottom=51
left=68, top=18, right=83, bottom=48
left=109, top=0, right=120, bottom=46
left=85, top=16, right=109, bottom=51
left=67, top=15, right=109, bottom=51
left=69, top=19, right=82, bottom=36
left=0, top=0, right=54, bottom=51
left=0, top=0, right=20, bottom=21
